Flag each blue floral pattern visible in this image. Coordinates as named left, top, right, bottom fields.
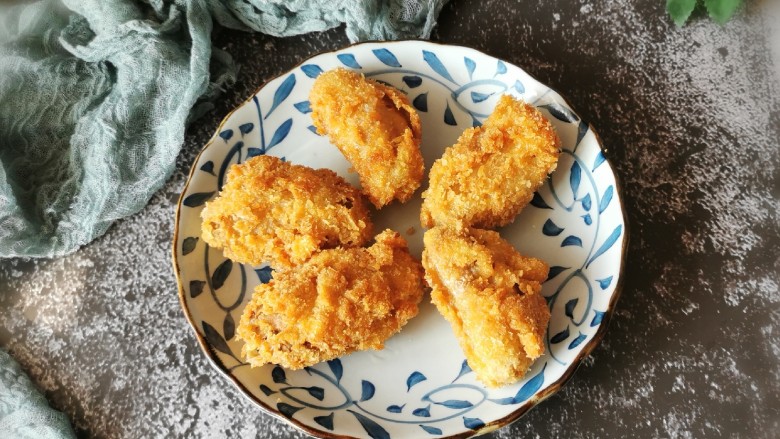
left=251, top=359, right=548, bottom=437
left=173, top=41, right=626, bottom=438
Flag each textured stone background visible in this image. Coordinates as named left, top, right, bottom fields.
left=1, top=0, right=778, bottom=438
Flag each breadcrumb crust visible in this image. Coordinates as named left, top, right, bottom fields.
left=310, top=68, right=424, bottom=208
left=422, top=227, right=550, bottom=387
left=420, top=94, right=561, bottom=230
left=237, top=230, right=425, bottom=369
left=200, top=155, right=373, bottom=268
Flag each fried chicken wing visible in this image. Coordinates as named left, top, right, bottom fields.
left=422, top=227, right=550, bottom=387
left=310, top=68, right=424, bottom=208
left=420, top=94, right=560, bottom=230
left=200, top=155, right=372, bottom=268
left=237, top=230, right=425, bottom=369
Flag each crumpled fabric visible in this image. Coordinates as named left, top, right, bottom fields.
left=0, top=349, right=76, bottom=439
left=0, top=0, right=448, bottom=258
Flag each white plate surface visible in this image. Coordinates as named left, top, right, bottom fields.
left=173, top=40, right=628, bottom=438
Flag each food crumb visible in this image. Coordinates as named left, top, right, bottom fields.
left=348, top=167, right=356, bottom=174
left=406, top=226, right=416, bottom=236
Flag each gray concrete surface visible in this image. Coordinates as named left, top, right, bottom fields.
left=1, top=0, right=778, bottom=437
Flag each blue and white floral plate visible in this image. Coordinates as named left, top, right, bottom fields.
left=173, top=41, right=628, bottom=438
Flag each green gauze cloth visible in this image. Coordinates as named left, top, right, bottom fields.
left=0, top=349, right=76, bottom=439
left=0, top=0, right=448, bottom=258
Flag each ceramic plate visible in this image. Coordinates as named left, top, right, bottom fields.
left=173, top=41, right=628, bottom=438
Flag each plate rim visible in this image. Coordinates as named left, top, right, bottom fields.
left=171, top=39, right=630, bottom=439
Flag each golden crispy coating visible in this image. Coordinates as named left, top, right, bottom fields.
left=200, top=155, right=372, bottom=268
left=420, top=94, right=560, bottom=230
left=310, top=68, right=424, bottom=208
left=422, top=227, right=550, bottom=387
left=237, top=230, right=425, bottom=369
